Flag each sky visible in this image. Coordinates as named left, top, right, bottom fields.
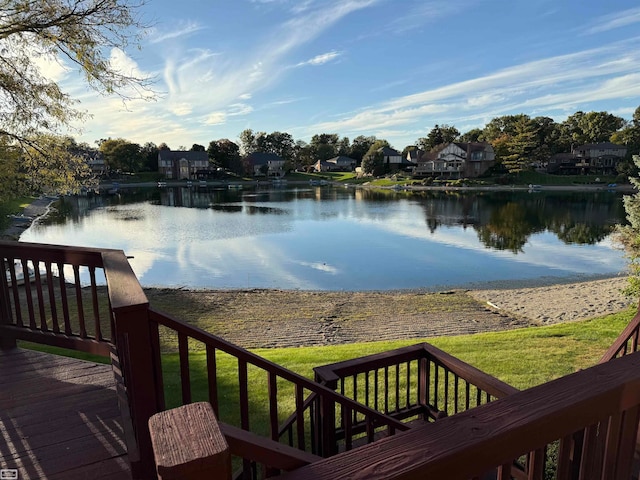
left=49, top=0, right=640, bottom=151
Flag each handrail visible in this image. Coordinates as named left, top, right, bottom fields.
left=277, top=352, right=640, bottom=480
left=148, top=307, right=409, bottom=460
left=600, top=305, right=640, bottom=362
left=0, top=240, right=125, bottom=355
left=314, top=342, right=518, bottom=430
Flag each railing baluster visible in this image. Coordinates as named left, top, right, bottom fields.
left=206, top=345, right=218, bottom=417
left=45, top=262, right=59, bottom=334
left=268, top=372, right=278, bottom=441
left=444, top=368, right=449, bottom=414
left=353, top=374, right=358, bottom=425
left=419, top=357, right=427, bottom=417
left=238, top=358, right=249, bottom=431
left=23, top=259, right=36, bottom=329
left=615, top=405, right=640, bottom=478
left=527, top=447, right=545, bottom=480
left=73, top=265, right=87, bottom=337
left=384, top=366, right=389, bottom=414
left=374, top=368, right=379, bottom=412
left=33, top=260, right=47, bottom=331
left=178, top=333, right=191, bottom=404
left=556, top=434, right=575, bottom=480
left=58, top=263, right=71, bottom=335
left=454, top=374, right=459, bottom=414
left=406, top=361, right=411, bottom=409
left=344, top=405, right=352, bottom=451
left=433, top=363, right=439, bottom=411
left=149, top=320, right=165, bottom=411
left=296, top=384, right=305, bottom=451
left=89, top=266, right=102, bottom=340
left=394, top=363, right=400, bottom=413
left=365, top=370, right=370, bottom=409
left=465, top=381, right=471, bottom=410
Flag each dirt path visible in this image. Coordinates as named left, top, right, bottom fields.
left=146, top=288, right=532, bottom=349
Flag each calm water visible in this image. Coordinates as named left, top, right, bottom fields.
left=21, top=186, right=629, bottom=290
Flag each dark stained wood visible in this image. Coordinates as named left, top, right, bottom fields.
left=0, top=347, right=131, bottom=480
left=220, top=423, right=321, bottom=471
left=149, top=402, right=230, bottom=480
left=276, top=352, right=640, bottom=480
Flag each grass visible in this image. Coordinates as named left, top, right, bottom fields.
left=0, top=195, right=37, bottom=231
left=19, top=305, right=636, bottom=454
left=22, top=305, right=635, bottom=394
left=491, top=171, right=619, bottom=186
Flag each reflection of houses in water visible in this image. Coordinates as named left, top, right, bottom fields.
left=159, top=187, right=229, bottom=208
left=158, top=150, right=209, bottom=179
left=419, top=194, right=489, bottom=233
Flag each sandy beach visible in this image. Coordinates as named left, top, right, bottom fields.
left=2, top=195, right=636, bottom=348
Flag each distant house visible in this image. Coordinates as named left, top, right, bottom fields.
left=406, top=149, right=425, bottom=163
left=314, top=156, right=356, bottom=172
left=243, top=152, right=285, bottom=177
left=363, top=146, right=413, bottom=172
left=158, top=150, right=210, bottom=179
left=413, top=142, right=495, bottom=179
left=547, top=142, right=627, bottom=175
left=81, top=150, right=106, bottom=176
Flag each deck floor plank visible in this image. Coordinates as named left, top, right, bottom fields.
left=0, top=348, right=132, bottom=479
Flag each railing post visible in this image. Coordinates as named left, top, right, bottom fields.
left=0, top=257, right=17, bottom=349
left=104, top=250, right=162, bottom=480
left=149, top=402, right=231, bottom=480
left=315, top=371, right=338, bottom=457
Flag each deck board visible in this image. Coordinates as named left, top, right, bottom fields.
left=0, top=348, right=132, bottom=479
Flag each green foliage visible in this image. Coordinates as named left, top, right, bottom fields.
left=23, top=135, right=94, bottom=195
left=616, top=155, right=640, bottom=297
left=417, top=124, right=460, bottom=151
left=99, top=138, right=143, bottom=173
left=0, top=0, right=151, bottom=147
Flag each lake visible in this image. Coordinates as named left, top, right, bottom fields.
left=20, top=185, right=629, bottom=291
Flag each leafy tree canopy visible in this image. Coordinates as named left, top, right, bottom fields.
left=0, top=0, right=150, bottom=147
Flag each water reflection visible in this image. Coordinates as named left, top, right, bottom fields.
left=25, top=186, right=627, bottom=290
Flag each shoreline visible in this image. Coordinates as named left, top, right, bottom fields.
left=2, top=196, right=635, bottom=343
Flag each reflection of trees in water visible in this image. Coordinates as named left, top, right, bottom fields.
left=476, top=202, right=542, bottom=253
left=418, top=191, right=625, bottom=253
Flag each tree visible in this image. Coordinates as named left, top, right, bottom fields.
left=361, top=139, right=390, bottom=175
left=310, top=133, right=339, bottom=161
left=0, top=0, right=150, bottom=148
left=459, top=128, right=483, bottom=143
left=140, top=142, right=159, bottom=171
left=350, top=135, right=376, bottom=162
left=238, top=129, right=257, bottom=155
left=99, top=138, right=143, bottom=172
left=190, top=144, right=205, bottom=152
left=418, top=124, right=460, bottom=151
left=22, top=135, right=93, bottom=195
left=208, top=139, right=241, bottom=174
left=616, top=155, right=640, bottom=297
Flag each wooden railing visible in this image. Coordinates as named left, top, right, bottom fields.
left=601, top=304, right=640, bottom=362
left=277, top=351, right=640, bottom=480
left=314, top=343, right=518, bottom=427
left=5, top=240, right=640, bottom=480
left=145, top=307, right=410, bottom=476
left=0, top=240, right=116, bottom=355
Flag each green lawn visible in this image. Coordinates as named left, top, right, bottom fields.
left=25, top=308, right=635, bottom=405
left=0, top=196, right=37, bottom=231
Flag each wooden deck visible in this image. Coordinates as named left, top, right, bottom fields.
left=0, top=348, right=131, bottom=479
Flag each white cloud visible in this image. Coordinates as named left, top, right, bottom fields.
left=205, top=112, right=226, bottom=125
left=585, top=7, right=640, bottom=34
left=296, top=50, right=341, bottom=67
left=147, top=21, right=206, bottom=44
left=309, top=38, right=640, bottom=135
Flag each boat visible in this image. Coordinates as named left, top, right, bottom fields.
left=5, top=260, right=35, bottom=287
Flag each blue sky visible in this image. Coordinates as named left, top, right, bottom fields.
left=53, top=0, right=640, bottom=151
